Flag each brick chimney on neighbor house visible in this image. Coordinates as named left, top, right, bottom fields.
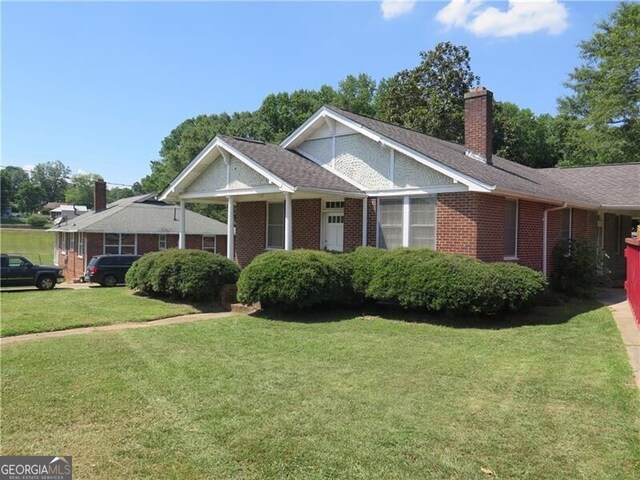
left=94, top=180, right=107, bottom=212
left=464, top=86, right=493, bottom=165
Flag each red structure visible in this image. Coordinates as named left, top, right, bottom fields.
left=625, top=238, right=640, bottom=328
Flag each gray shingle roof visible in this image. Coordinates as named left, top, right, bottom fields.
left=48, top=194, right=227, bottom=234
left=325, top=106, right=604, bottom=207
left=219, top=135, right=361, bottom=194
left=542, top=163, right=640, bottom=208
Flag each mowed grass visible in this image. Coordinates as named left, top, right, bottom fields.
left=1, top=301, right=638, bottom=479
left=0, top=288, right=211, bottom=337
left=0, top=228, right=54, bottom=265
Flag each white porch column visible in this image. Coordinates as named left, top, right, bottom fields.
left=284, top=192, right=293, bottom=251
left=362, top=198, right=368, bottom=247
left=227, top=196, right=235, bottom=261
left=178, top=200, right=186, bottom=249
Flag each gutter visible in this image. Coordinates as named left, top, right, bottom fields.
left=542, top=202, right=568, bottom=278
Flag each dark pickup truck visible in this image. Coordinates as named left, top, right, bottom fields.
left=0, top=254, right=64, bottom=290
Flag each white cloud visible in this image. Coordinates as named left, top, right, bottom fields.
left=436, top=0, right=569, bottom=37
left=381, top=0, right=417, bottom=20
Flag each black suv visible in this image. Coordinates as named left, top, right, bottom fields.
left=85, top=254, right=141, bottom=287
left=0, top=254, right=64, bottom=290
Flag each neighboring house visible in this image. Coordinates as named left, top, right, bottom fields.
left=50, top=204, right=88, bottom=223
left=49, top=181, right=227, bottom=281
left=160, top=87, right=640, bottom=284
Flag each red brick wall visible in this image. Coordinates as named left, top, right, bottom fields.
left=476, top=193, right=505, bottom=262
left=56, top=232, right=91, bottom=281
left=436, top=192, right=478, bottom=257
left=58, top=232, right=228, bottom=280
left=292, top=199, right=321, bottom=250
left=572, top=209, right=598, bottom=243
left=517, top=200, right=549, bottom=271
left=344, top=198, right=363, bottom=252
left=235, top=201, right=267, bottom=267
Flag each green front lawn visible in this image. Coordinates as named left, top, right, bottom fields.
left=0, top=228, right=54, bottom=264
left=1, top=301, right=638, bottom=479
left=0, top=288, right=212, bottom=337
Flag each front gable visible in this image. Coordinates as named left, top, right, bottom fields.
left=297, top=133, right=454, bottom=191
left=184, top=155, right=271, bottom=194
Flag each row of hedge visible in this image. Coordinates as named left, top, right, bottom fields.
left=237, top=247, right=548, bottom=315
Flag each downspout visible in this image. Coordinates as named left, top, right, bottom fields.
left=542, top=202, right=568, bottom=277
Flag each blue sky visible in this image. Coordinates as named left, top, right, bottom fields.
left=2, top=1, right=618, bottom=187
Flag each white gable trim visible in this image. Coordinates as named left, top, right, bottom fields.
left=159, top=137, right=295, bottom=202
left=217, top=138, right=295, bottom=193
left=281, top=107, right=494, bottom=193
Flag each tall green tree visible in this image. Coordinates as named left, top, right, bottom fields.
left=493, top=102, right=561, bottom=168
left=376, top=42, right=479, bottom=143
left=31, top=160, right=71, bottom=202
left=14, top=181, right=47, bottom=214
left=558, top=2, right=640, bottom=165
left=0, top=166, right=29, bottom=206
left=334, top=74, right=378, bottom=117
left=65, top=173, right=104, bottom=208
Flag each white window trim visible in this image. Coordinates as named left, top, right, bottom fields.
left=78, top=233, right=84, bottom=258
left=265, top=201, right=285, bottom=250
left=377, top=195, right=436, bottom=250
left=61, top=232, right=67, bottom=255
left=103, top=233, right=138, bottom=255
left=504, top=198, right=519, bottom=260
left=202, top=235, right=216, bottom=253
left=158, top=234, right=167, bottom=250
left=69, top=232, right=75, bottom=252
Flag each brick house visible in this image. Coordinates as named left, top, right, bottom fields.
left=49, top=183, right=227, bottom=281
left=160, top=87, right=640, bottom=284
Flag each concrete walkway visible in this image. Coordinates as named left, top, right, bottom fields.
left=0, top=312, right=235, bottom=346
left=597, top=288, right=640, bottom=388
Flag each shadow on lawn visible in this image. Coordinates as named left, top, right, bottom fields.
left=250, top=296, right=608, bottom=330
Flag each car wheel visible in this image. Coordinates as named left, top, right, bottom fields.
left=36, top=276, right=56, bottom=290
left=102, top=275, right=117, bottom=287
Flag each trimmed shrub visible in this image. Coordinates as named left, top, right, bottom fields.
left=365, top=248, right=547, bottom=315
left=126, top=249, right=240, bottom=301
left=550, top=238, right=599, bottom=297
left=26, top=214, right=48, bottom=228
left=350, top=247, right=389, bottom=297
left=237, top=249, right=351, bottom=311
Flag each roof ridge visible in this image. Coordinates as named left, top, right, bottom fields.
left=543, top=162, right=640, bottom=170
left=221, top=134, right=266, bottom=145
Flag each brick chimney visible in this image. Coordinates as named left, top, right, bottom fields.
left=94, top=180, right=107, bottom=212
left=464, top=86, right=493, bottom=165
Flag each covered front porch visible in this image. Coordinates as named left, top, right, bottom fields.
left=173, top=192, right=370, bottom=267
left=159, top=134, right=368, bottom=266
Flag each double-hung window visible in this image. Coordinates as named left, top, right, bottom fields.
left=78, top=233, right=84, bottom=257
left=105, top=233, right=136, bottom=254
left=203, top=236, right=216, bottom=253
left=158, top=234, right=167, bottom=250
left=378, top=196, right=436, bottom=249
left=267, top=202, right=285, bottom=249
left=504, top=199, right=518, bottom=259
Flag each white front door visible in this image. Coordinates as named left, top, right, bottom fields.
left=323, top=212, right=344, bottom=252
